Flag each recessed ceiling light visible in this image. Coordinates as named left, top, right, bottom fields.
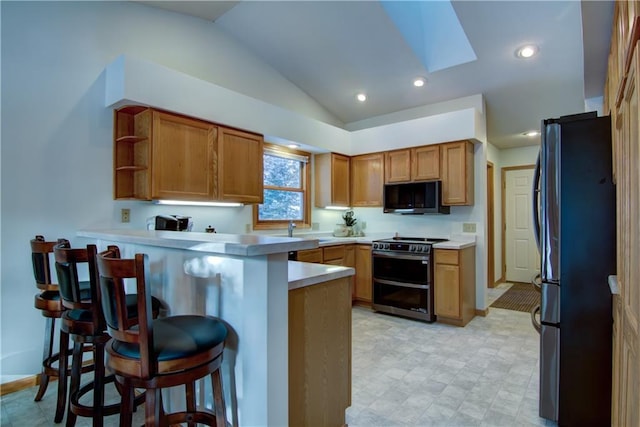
left=287, top=143, right=300, bottom=149
left=413, top=78, right=426, bottom=87
left=516, top=44, right=539, bottom=59
left=523, top=130, right=540, bottom=137
left=356, top=93, right=367, bottom=102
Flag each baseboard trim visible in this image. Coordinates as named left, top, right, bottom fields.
left=475, top=308, right=489, bottom=317
left=0, top=375, right=39, bottom=396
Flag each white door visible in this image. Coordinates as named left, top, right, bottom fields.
left=505, top=168, right=540, bottom=282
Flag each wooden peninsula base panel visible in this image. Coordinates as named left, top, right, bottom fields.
left=289, top=276, right=352, bottom=426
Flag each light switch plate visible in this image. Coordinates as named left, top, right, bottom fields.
left=463, top=222, right=476, bottom=233
left=312, top=222, right=319, bottom=230
left=245, top=224, right=251, bottom=233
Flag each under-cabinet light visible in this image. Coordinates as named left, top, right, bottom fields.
left=325, top=206, right=350, bottom=210
left=153, top=200, right=244, bottom=207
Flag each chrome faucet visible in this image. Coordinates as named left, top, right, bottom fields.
left=288, top=221, right=296, bottom=237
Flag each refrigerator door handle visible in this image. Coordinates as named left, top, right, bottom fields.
left=532, top=151, right=541, bottom=251
left=531, top=272, right=541, bottom=293
left=531, top=304, right=541, bottom=333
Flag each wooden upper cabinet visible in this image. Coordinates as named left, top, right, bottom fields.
left=217, top=127, right=264, bottom=203
left=441, top=140, right=474, bottom=206
left=351, top=153, right=384, bottom=207
left=384, top=149, right=411, bottom=183
left=151, top=111, right=217, bottom=201
left=411, top=145, right=440, bottom=181
left=315, top=153, right=350, bottom=207
left=113, top=107, right=265, bottom=203
left=385, top=146, right=440, bottom=183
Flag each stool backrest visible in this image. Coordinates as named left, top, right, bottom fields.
left=97, top=246, right=155, bottom=378
left=30, top=235, right=59, bottom=291
left=53, top=242, right=103, bottom=327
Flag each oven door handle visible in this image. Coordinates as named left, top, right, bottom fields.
left=372, top=252, right=429, bottom=262
left=374, top=278, right=429, bottom=289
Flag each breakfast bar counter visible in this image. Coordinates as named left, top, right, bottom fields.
left=77, top=229, right=352, bottom=427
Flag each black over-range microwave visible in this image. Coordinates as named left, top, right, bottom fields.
left=383, top=180, right=450, bottom=215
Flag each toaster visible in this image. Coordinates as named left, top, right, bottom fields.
left=154, top=215, right=192, bottom=231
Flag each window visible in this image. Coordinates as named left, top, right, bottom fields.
left=253, top=143, right=311, bottom=229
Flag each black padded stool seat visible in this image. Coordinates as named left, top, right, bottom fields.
left=111, top=315, right=227, bottom=372
left=97, top=246, right=228, bottom=427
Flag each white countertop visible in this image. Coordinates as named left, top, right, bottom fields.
left=432, top=239, right=476, bottom=250
left=78, top=229, right=318, bottom=256
left=288, top=261, right=355, bottom=290
left=307, top=234, right=476, bottom=249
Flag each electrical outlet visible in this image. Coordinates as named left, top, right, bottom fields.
left=462, top=222, right=476, bottom=233
left=361, top=221, right=367, bottom=230
left=121, top=208, right=130, bottom=223
left=245, top=223, right=251, bottom=233
left=312, top=222, right=319, bottom=231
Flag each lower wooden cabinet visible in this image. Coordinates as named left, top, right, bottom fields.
left=296, top=248, right=323, bottom=263
left=289, top=276, right=351, bottom=426
left=322, top=245, right=346, bottom=265
left=295, top=243, right=370, bottom=304
left=343, top=245, right=355, bottom=268
left=354, top=245, right=372, bottom=304
left=434, top=247, right=475, bottom=326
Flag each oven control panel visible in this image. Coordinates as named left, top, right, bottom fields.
left=372, top=241, right=431, bottom=253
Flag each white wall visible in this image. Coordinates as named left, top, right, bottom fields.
left=0, top=0, right=346, bottom=382
left=486, top=142, right=501, bottom=284
left=500, top=145, right=539, bottom=167
left=1, top=1, right=491, bottom=382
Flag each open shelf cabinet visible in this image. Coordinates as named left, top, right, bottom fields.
left=113, top=106, right=151, bottom=200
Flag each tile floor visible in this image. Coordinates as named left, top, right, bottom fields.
left=2, top=284, right=555, bottom=426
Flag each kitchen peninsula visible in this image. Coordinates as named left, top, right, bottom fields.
left=77, top=229, right=354, bottom=427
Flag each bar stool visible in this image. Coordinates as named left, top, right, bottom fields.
left=54, top=242, right=119, bottom=427
left=97, top=246, right=227, bottom=427
left=30, top=235, right=91, bottom=423
left=54, top=241, right=164, bottom=427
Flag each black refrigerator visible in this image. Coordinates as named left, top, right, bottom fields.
left=531, top=112, right=616, bottom=425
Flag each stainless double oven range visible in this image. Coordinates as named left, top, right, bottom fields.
left=371, top=237, right=447, bottom=322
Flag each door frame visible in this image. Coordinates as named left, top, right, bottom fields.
left=501, top=164, right=535, bottom=282
left=487, top=162, right=495, bottom=287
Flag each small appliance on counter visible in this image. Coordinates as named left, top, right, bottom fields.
left=148, top=215, right=193, bottom=231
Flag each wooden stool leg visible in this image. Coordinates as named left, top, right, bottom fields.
left=66, top=340, right=83, bottom=427
left=212, top=369, right=226, bottom=427
left=186, top=381, right=196, bottom=427
left=54, top=329, right=69, bottom=423
left=34, top=317, right=56, bottom=401
left=118, top=380, right=134, bottom=427
left=92, top=342, right=105, bottom=427
left=144, top=388, right=162, bottom=427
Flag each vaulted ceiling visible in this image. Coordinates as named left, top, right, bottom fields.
left=136, top=1, right=614, bottom=149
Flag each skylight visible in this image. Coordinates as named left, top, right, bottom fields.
left=380, top=0, right=477, bottom=72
